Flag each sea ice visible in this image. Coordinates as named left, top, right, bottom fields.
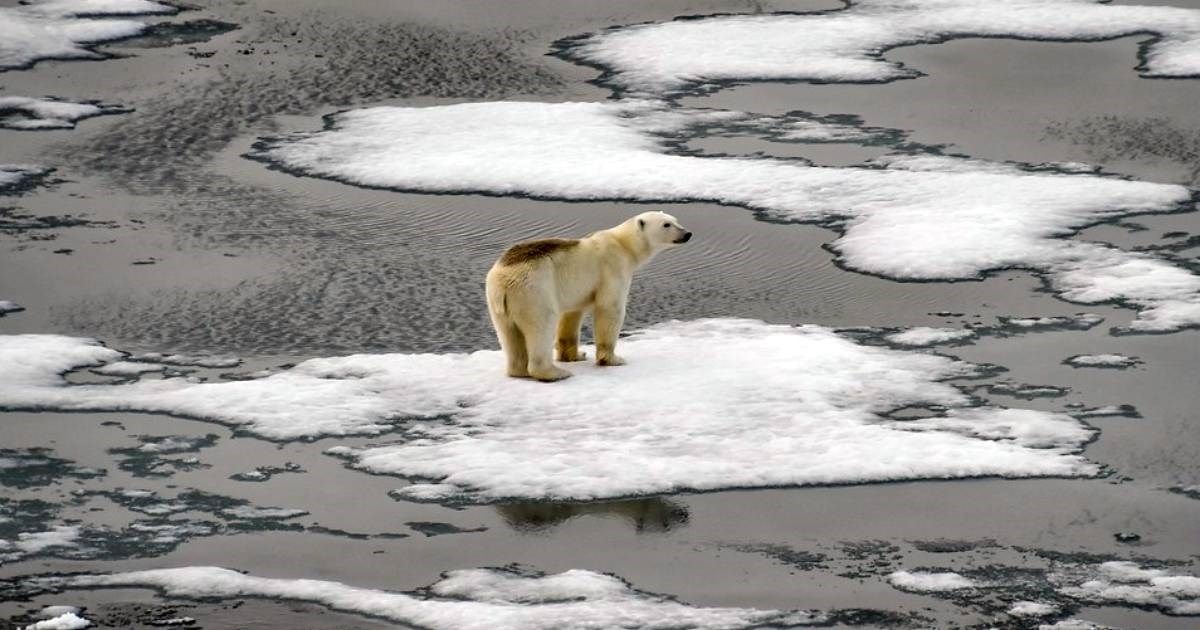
left=884, top=327, right=975, bottom=347
left=888, top=570, right=977, bottom=592
left=63, top=566, right=822, bottom=629
left=251, top=100, right=1200, bottom=333
left=1059, top=561, right=1200, bottom=615
left=998, top=314, right=1104, bottom=330
left=0, top=319, right=1097, bottom=502
left=559, top=0, right=1200, bottom=94
left=14, top=525, right=80, bottom=554
left=23, top=612, right=90, bottom=630
left=0, top=166, right=51, bottom=192
left=91, top=361, right=166, bottom=376
left=219, top=506, right=308, bottom=520
left=1008, top=601, right=1059, bottom=617
left=0, top=97, right=124, bottom=130
left=0, top=0, right=177, bottom=71
left=1063, top=354, right=1142, bottom=368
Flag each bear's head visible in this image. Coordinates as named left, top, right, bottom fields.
left=636, top=211, right=692, bottom=249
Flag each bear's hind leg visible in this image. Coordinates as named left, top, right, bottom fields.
left=523, top=315, right=572, bottom=382
left=555, top=311, right=588, bottom=362
left=499, top=322, right=531, bottom=378
left=490, top=308, right=530, bottom=378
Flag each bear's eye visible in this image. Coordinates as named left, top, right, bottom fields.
left=663, top=222, right=671, bottom=228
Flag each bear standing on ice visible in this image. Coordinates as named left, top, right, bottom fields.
left=485, top=211, right=692, bottom=381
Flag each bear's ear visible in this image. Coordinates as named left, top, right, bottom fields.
left=638, top=219, right=645, bottom=230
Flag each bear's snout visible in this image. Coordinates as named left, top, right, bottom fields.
left=676, top=231, right=693, bottom=243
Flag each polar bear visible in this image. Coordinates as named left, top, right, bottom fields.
left=485, top=211, right=692, bottom=381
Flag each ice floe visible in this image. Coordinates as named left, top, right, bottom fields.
left=888, top=570, right=976, bottom=592
left=1, top=319, right=1097, bottom=502
left=60, top=566, right=821, bottom=629
left=91, top=361, right=166, bottom=376
left=0, top=165, right=51, bottom=193
left=23, top=612, right=90, bottom=630
left=998, top=314, right=1105, bottom=331
left=128, top=352, right=241, bottom=369
left=0, top=96, right=125, bottom=130
left=559, top=0, right=1200, bottom=95
left=1063, top=354, right=1142, bottom=369
left=884, top=326, right=975, bottom=347
left=1008, top=601, right=1059, bottom=617
left=1059, top=561, right=1200, bottom=615
left=0, top=0, right=177, bottom=71
left=251, top=100, right=1200, bottom=332
left=0, top=300, right=24, bottom=315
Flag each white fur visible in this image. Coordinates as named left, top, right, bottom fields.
left=485, top=211, right=691, bottom=381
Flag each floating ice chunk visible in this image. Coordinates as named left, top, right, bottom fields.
left=1063, top=354, right=1141, bottom=368
left=128, top=352, right=241, bottom=369
left=0, top=1, right=177, bottom=71
left=1, top=320, right=1097, bottom=501
left=1060, top=561, right=1200, bottom=615
left=15, top=525, right=80, bottom=554
left=889, top=408, right=1093, bottom=450
left=559, top=0, right=1200, bottom=94
left=1038, top=621, right=1116, bottom=630
left=24, top=612, right=90, bottom=630
left=884, top=327, right=975, bottom=347
left=0, top=165, right=52, bottom=192
left=0, top=300, right=24, bottom=315
left=34, top=606, right=81, bottom=620
left=999, top=314, right=1104, bottom=330
left=92, top=361, right=166, bottom=376
left=219, top=506, right=308, bottom=520
left=1073, top=405, right=1140, bottom=419
left=1008, top=601, right=1059, bottom=617
left=65, top=566, right=821, bottom=629
left=250, top=100, right=1200, bottom=332
left=0, top=97, right=124, bottom=130
left=888, top=570, right=976, bottom=592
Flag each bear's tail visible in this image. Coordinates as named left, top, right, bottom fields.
left=485, top=280, right=508, bottom=318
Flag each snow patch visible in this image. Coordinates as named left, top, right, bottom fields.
left=0, top=0, right=177, bottom=71
left=251, top=100, right=1200, bottom=332
left=1, top=320, right=1097, bottom=503
left=560, top=0, right=1200, bottom=94
left=64, top=566, right=822, bottom=629
left=888, top=570, right=977, bottom=592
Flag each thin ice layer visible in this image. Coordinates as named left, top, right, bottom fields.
left=0, top=320, right=1097, bottom=502
left=64, top=566, right=821, bottom=630
left=0, top=0, right=176, bottom=71
left=560, top=0, right=1200, bottom=94
left=251, top=100, right=1199, bottom=332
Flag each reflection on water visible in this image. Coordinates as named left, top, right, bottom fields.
left=496, top=497, right=689, bottom=533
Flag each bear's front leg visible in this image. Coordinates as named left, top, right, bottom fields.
left=555, top=311, right=588, bottom=362
left=593, top=301, right=627, bottom=367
